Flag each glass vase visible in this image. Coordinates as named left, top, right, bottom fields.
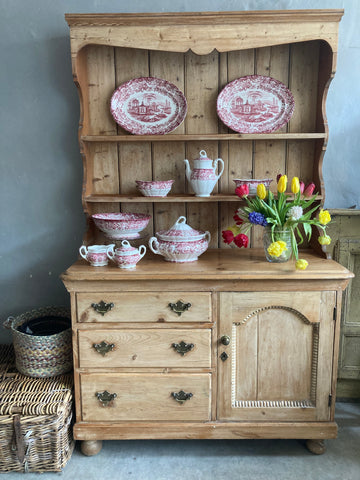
left=263, top=227, right=292, bottom=263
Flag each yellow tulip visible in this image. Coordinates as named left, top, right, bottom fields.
left=277, top=174, right=287, bottom=193
left=291, top=176, right=300, bottom=194
left=267, top=241, right=288, bottom=257
left=318, top=234, right=331, bottom=245
left=319, top=209, right=331, bottom=225
left=296, top=259, right=309, bottom=270
left=257, top=183, right=267, bottom=200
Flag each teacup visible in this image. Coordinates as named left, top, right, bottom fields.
left=79, top=244, right=114, bottom=266
left=107, top=240, right=146, bottom=269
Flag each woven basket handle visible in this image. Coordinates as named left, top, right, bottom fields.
left=3, top=316, right=15, bottom=329
left=12, top=415, right=25, bottom=464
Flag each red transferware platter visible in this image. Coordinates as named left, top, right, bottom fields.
left=110, top=77, right=187, bottom=135
left=217, top=75, right=294, bottom=134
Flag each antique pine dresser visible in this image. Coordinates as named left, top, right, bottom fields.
left=61, top=10, right=353, bottom=456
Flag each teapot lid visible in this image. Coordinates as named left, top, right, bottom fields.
left=115, top=240, right=138, bottom=254
left=196, top=149, right=210, bottom=160
left=157, top=216, right=206, bottom=241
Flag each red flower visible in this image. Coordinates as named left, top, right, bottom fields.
left=276, top=173, right=283, bottom=183
left=222, top=230, right=234, bottom=244
left=235, top=184, right=249, bottom=198
left=233, top=213, right=244, bottom=225
left=234, top=233, right=249, bottom=248
left=303, top=182, right=315, bottom=198
left=300, top=181, right=305, bottom=194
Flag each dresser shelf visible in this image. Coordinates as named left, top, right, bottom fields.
left=81, top=133, right=327, bottom=143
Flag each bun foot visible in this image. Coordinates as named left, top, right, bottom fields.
left=80, top=440, right=103, bottom=456
left=305, top=439, right=326, bottom=455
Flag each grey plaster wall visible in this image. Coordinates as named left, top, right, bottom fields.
left=0, top=0, right=359, bottom=342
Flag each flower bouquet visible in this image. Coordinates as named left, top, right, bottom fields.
left=222, top=175, right=332, bottom=269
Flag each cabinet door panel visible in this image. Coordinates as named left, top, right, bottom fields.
left=218, top=291, right=335, bottom=421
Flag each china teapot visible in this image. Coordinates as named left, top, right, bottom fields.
left=184, top=149, right=224, bottom=197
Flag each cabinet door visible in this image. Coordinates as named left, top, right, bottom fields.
left=218, top=291, right=335, bottom=421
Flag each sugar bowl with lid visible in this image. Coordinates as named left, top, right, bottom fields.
left=107, top=240, right=146, bottom=269
left=148, top=216, right=210, bottom=263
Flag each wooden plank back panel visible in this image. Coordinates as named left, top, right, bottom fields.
left=150, top=51, right=186, bottom=232
left=114, top=47, right=153, bottom=238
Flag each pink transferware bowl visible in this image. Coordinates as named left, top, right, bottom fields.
left=233, top=178, right=273, bottom=195
left=135, top=180, right=174, bottom=197
left=92, top=212, right=151, bottom=240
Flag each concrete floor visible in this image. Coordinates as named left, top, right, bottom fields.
left=4, top=402, right=360, bottom=480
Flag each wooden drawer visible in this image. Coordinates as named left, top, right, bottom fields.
left=80, top=373, right=211, bottom=421
left=78, top=328, right=211, bottom=368
left=77, top=292, right=211, bottom=323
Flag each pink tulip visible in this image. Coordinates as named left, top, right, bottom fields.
left=233, top=213, right=244, bottom=225
left=222, top=230, right=234, bottom=244
left=303, top=182, right=315, bottom=198
left=234, top=233, right=249, bottom=248
left=235, top=184, right=249, bottom=198
left=300, top=181, right=305, bottom=194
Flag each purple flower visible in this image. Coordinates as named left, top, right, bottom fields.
left=249, top=211, right=268, bottom=226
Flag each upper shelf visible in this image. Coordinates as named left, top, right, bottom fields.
left=81, top=133, right=327, bottom=143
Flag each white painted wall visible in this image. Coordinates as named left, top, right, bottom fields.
left=0, top=0, right=359, bottom=341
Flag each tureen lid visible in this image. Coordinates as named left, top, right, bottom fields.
left=156, top=216, right=206, bottom=241
left=115, top=240, right=139, bottom=255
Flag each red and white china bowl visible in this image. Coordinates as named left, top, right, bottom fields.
left=135, top=180, right=174, bottom=197
left=233, top=178, right=273, bottom=195
left=92, top=212, right=151, bottom=240
left=79, top=244, right=114, bottom=266
left=148, top=216, right=210, bottom=262
left=107, top=241, right=146, bottom=269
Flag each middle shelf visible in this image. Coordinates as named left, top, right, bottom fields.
left=85, top=194, right=323, bottom=203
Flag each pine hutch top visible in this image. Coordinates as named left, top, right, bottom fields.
left=65, top=9, right=344, bottom=251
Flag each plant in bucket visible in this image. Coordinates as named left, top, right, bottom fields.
left=222, top=175, right=332, bottom=269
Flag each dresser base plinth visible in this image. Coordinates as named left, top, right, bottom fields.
left=74, top=421, right=338, bottom=441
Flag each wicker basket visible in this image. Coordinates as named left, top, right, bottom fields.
left=4, top=306, right=72, bottom=378
left=0, top=344, right=75, bottom=472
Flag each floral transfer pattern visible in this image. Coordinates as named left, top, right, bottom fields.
left=110, top=77, right=187, bottom=135
left=217, top=75, right=294, bottom=133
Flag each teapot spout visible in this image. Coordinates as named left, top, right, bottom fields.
left=184, top=159, right=191, bottom=181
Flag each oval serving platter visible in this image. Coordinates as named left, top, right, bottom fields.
left=217, top=75, right=294, bottom=134
left=110, top=77, right=187, bottom=135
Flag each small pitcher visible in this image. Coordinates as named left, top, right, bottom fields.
left=107, top=240, right=146, bottom=269
left=79, top=244, right=114, bottom=266
left=184, top=149, right=224, bottom=197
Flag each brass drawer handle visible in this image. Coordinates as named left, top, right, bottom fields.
left=95, top=390, right=117, bottom=407
left=91, top=301, right=114, bottom=316
left=168, top=300, right=191, bottom=316
left=171, top=390, right=193, bottom=404
left=172, top=341, right=194, bottom=356
left=93, top=341, right=115, bottom=356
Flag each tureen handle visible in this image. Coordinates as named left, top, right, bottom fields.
left=205, top=231, right=211, bottom=243
left=175, top=216, right=187, bottom=225
left=148, top=237, right=160, bottom=255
